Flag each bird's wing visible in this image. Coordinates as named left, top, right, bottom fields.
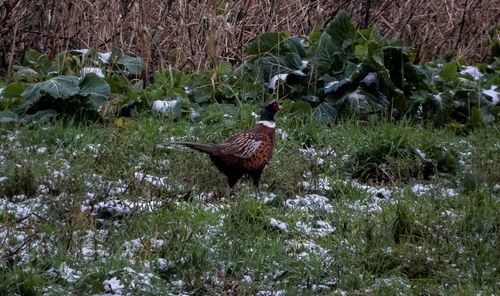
left=218, top=131, right=264, bottom=159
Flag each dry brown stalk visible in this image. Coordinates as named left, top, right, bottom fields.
left=0, top=0, right=498, bottom=76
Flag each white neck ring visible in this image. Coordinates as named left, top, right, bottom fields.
left=257, top=120, right=276, bottom=128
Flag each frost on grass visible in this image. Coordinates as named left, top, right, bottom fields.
left=0, top=226, right=54, bottom=266
left=343, top=180, right=394, bottom=214
left=0, top=195, right=48, bottom=219
left=122, top=237, right=166, bottom=259
left=348, top=180, right=392, bottom=199
left=252, top=191, right=277, bottom=203
left=103, top=267, right=162, bottom=294
left=78, top=173, right=166, bottom=223
left=295, top=220, right=335, bottom=237
left=152, top=100, right=179, bottom=114
left=134, top=171, right=170, bottom=188
left=411, top=184, right=458, bottom=197
left=269, top=218, right=288, bottom=231
left=256, top=290, right=285, bottom=296
left=285, top=194, right=333, bottom=213
left=193, top=191, right=215, bottom=201
left=276, top=128, right=288, bottom=140
left=80, top=229, right=110, bottom=261
left=104, top=277, right=124, bottom=294
left=81, top=196, right=163, bottom=218
left=301, top=176, right=332, bottom=192
left=299, top=146, right=336, bottom=167
left=287, top=239, right=329, bottom=260
left=47, top=262, right=82, bottom=283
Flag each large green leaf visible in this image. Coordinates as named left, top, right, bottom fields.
left=79, top=74, right=110, bottom=109
left=310, top=32, right=338, bottom=73
left=313, top=102, right=337, bottom=124
left=3, top=82, right=30, bottom=99
left=240, top=82, right=265, bottom=101
left=21, top=76, right=80, bottom=103
left=117, top=55, right=144, bottom=76
left=106, top=76, right=132, bottom=93
left=12, top=66, right=41, bottom=82
left=324, top=78, right=351, bottom=94
left=289, top=100, right=313, bottom=119
left=285, top=36, right=307, bottom=57
left=0, top=111, right=18, bottom=123
left=338, top=88, right=388, bottom=114
left=23, top=109, right=58, bottom=123
left=439, top=62, right=459, bottom=82
left=324, top=11, right=357, bottom=50
left=245, top=32, right=290, bottom=59
left=22, top=49, right=58, bottom=77
left=217, top=84, right=236, bottom=99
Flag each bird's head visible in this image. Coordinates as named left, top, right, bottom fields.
left=260, top=101, right=281, bottom=122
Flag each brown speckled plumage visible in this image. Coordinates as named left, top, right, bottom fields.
left=173, top=101, right=281, bottom=188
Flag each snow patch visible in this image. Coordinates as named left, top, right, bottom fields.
left=432, top=93, right=442, bottom=103
left=134, top=171, right=168, bottom=187
left=256, top=290, right=285, bottom=296
left=268, top=73, right=288, bottom=90
left=300, top=60, right=309, bottom=70
left=269, top=218, right=288, bottom=231
left=349, top=180, right=392, bottom=199
left=296, top=220, right=335, bottom=237
left=460, top=66, right=482, bottom=80
left=81, top=197, right=163, bottom=216
left=482, top=85, right=499, bottom=105
left=190, top=109, right=200, bottom=121
left=285, top=194, right=333, bottom=213
left=36, top=146, right=48, bottom=154
left=324, top=80, right=340, bottom=91
left=193, top=192, right=215, bottom=201
left=81, top=67, right=105, bottom=78
left=80, top=229, right=110, bottom=261
left=47, top=262, right=82, bottom=283
left=104, top=277, right=124, bottom=294
left=411, top=184, right=458, bottom=197
left=287, top=239, right=329, bottom=260
left=276, top=128, right=288, bottom=140
left=301, top=177, right=332, bottom=192
left=152, top=100, right=179, bottom=113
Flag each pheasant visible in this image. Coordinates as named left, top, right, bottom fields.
left=172, top=101, right=281, bottom=189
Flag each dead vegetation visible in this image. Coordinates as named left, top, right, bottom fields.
left=1, top=0, right=499, bottom=75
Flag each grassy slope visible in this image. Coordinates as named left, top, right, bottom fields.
left=0, top=105, right=499, bottom=295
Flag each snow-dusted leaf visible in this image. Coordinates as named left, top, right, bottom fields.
left=22, top=75, right=80, bottom=103
left=313, top=102, right=337, bottom=124
left=79, top=74, right=110, bottom=109
left=117, top=55, right=144, bottom=75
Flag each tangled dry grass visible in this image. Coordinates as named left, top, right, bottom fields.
left=1, top=0, right=499, bottom=75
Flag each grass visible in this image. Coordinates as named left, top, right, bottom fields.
left=0, top=105, right=499, bottom=295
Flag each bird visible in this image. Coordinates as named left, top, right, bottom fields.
left=172, top=101, right=281, bottom=189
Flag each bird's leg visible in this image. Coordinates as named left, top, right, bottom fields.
left=250, top=171, right=262, bottom=194
left=224, top=186, right=235, bottom=199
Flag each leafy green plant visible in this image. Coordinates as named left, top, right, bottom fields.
left=241, top=11, right=500, bottom=126
left=0, top=74, right=110, bottom=123
left=0, top=49, right=145, bottom=123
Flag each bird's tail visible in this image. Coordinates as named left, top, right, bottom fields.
left=171, top=142, right=218, bottom=155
